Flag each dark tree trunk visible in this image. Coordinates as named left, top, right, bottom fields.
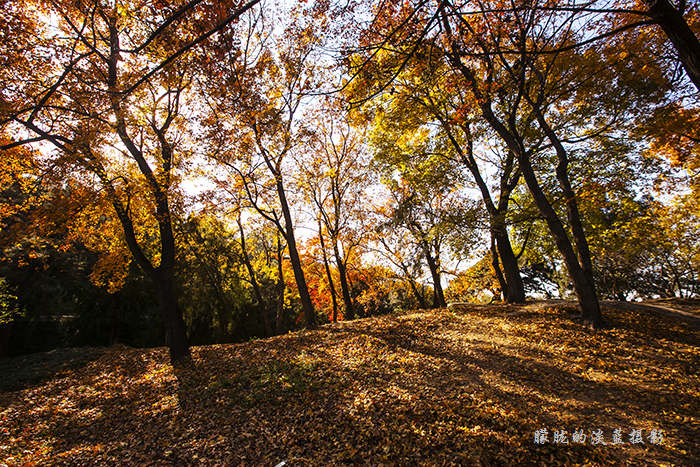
left=423, top=244, right=446, bottom=308
left=275, top=179, right=316, bottom=328
left=110, top=294, right=120, bottom=344
left=493, top=222, right=526, bottom=303
left=531, top=105, right=597, bottom=287
left=516, top=153, right=603, bottom=328
left=645, top=0, right=700, bottom=91
left=439, top=15, right=602, bottom=325
left=103, top=19, right=190, bottom=361
left=318, top=223, right=339, bottom=323
left=333, top=239, right=355, bottom=320
left=0, top=324, right=11, bottom=359
left=489, top=232, right=507, bottom=301
left=275, top=234, right=286, bottom=333
left=409, top=278, right=429, bottom=309
left=154, top=192, right=190, bottom=361
left=153, top=267, right=190, bottom=362
left=444, top=118, right=525, bottom=304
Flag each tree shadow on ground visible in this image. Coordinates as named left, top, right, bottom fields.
left=3, top=308, right=696, bottom=465
left=0, top=346, right=109, bottom=392
left=335, top=312, right=697, bottom=464
left=166, top=313, right=696, bottom=464
left=0, top=346, right=175, bottom=464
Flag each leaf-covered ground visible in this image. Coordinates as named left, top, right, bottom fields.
left=1, top=300, right=698, bottom=465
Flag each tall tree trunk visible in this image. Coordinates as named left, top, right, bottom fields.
left=332, top=238, right=355, bottom=320
left=645, top=0, right=700, bottom=91
left=516, top=152, right=603, bottom=328
left=154, top=193, right=190, bottom=361
left=443, top=120, right=526, bottom=304
left=441, top=38, right=602, bottom=326
left=423, top=244, right=446, bottom=308
left=318, top=222, right=339, bottom=323
left=531, top=105, right=596, bottom=286
left=275, top=179, right=316, bottom=328
left=103, top=17, right=190, bottom=361
left=108, top=193, right=191, bottom=361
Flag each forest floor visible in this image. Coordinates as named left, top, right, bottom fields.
left=1, top=299, right=698, bottom=465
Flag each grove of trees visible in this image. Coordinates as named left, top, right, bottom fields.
left=1, top=0, right=698, bottom=362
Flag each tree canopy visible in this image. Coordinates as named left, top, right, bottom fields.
left=0, top=0, right=697, bottom=362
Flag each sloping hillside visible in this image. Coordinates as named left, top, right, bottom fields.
left=1, top=301, right=698, bottom=465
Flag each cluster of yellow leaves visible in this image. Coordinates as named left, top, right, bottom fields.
left=0, top=137, right=43, bottom=226
left=446, top=253, right=501, bottom=304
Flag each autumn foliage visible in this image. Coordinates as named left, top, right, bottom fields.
left=0, top=0, right=698, bottom=462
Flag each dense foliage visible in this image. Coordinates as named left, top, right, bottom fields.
left=0, top=0, right=697, bottom=360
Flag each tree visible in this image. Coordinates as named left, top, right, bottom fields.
left=521, top=0, right=700, bottom=91
left=199, top=3, right=331, bottom=328
left=342, top=0, right=693, bottom=326
left=353, top=49, right=527, bottom=303
left=0, top=1, right=202, bottom=361
left=434, top=0, right=608, bottom=326
left=298, top=112, right=371, bottom=320
left=446, top=252, right=503, bottom=304
left=379, top=177, right=479, bottom=309
left=369, top=221, right=431, bottom=310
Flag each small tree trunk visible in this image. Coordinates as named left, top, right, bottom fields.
left=333, top=239, right=355, bottom=320
left=409, top=278, right=428, bottom=309
left=423, top=245, right=446, bottom=308
left=318, top=222, right=339, bottom=322
left=489, top=233, right=507, bottom=301
left=454, top=128, right=525, bottom=304
left=238, top=218, right=272, bottom=336
left=275, top=234, right=286, bottom=333
left=0, top=324, right=11, bottom=358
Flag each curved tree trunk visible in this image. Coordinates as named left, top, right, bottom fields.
left=530, top=105, right=597, bottom=287
left=439, top=26, right=602, bottom=327
left=517, top=152, right=603, bottom=328
left=238, top=218, right=272, bottom=336
left=423, top=244, right=446, bottom=308
left=441, top=118, right=526, bottom=304
left=103, top=17, right=190, bottom=362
